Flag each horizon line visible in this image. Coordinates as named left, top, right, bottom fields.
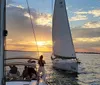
left=5, top=50, right=100, bottom=54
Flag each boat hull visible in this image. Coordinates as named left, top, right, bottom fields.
left=6, top=79, right=47, bottom=85
left=52, top=58, right=78, bottom=73
left=6, top=81, right=30, bottom=85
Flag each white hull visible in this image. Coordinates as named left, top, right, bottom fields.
left=6, top=79, right=47, bottom=85
left=52, top=59, right=78, bottom=73
left=6, top=81, right=30, bottom=85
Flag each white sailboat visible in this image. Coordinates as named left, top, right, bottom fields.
left=0, top=0, right=48, bottom=85
left=51, top=0, right=78, bottom=73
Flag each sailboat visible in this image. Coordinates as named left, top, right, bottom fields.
left=51, top=0, right=78, bottom=73
left=0, top=0, right=48, bottom=85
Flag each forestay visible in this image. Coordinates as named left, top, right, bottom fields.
left=52, top=0, right=76, bottom=58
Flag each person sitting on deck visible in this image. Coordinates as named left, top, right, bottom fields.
left=27, top=59, right=37, bottom=79
left=7, top=65, right=20, bottom=80
left=22, top=66, right=28, bottom=80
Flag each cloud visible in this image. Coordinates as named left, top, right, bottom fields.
left=73, top=37, right=100, bottom=52
left=75, top=11, right=88, bottom=15
left=24, top=12, right=34, bottom=19
left=23, top=11, right=52, bottom=27
left=6, top=4, right=24, bottom=9
left=6, top=4, right=52, bottom=35
left=73, top=37, right=100, bottom=43
left=72, top=27, right=100, bottom=38
left=71, top=25, right=100, bottom=52
left=69, top=15, right=88, bottom=21
left=70, top=9, right=100, bottom=22
left=6, top=3, right=100, bottom=52
left=88, top=9, right=100, bottom=17
left=71, top=20, right=100, bottom=52
left=35, top=13, right=52, bottom=27
left=6, top=40, right=52, bottom=52
left=75, top=9, right=100, bottom=17
left=82, top=21, right=100, bottom=28
left=6, top=4, right=52, bottom=51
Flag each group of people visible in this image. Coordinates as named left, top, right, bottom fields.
left=7, top=55, right=46, bottom=80
left=22, top=60, right=37, bottom=80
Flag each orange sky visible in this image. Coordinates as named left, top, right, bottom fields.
left=6, top=38, right=100, bottom=52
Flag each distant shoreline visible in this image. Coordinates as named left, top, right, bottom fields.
left=5, top=50, right=51, bottom=53
left=76, top=52, right=100, bottom=54
left=5, top=50, right=100, bottom=54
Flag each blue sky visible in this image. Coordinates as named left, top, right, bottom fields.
left=8, top=0, right=100, bottom=27
left=6, top=0, right=100, bottom=52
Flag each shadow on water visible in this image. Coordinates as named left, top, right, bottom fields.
left=47, top=68, right=80, bottom=85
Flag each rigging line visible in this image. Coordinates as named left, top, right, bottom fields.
left=52, top=0, right=54, bottom=55
left=26, top=0, right=39, bottom=57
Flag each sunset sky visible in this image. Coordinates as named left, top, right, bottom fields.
left=6, top=0, right=100, bottom=52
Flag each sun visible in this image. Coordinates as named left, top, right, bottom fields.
left=37, top=41, right=45, bottom=46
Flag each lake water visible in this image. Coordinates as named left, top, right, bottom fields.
left=5, top=51, right=100, bottom=85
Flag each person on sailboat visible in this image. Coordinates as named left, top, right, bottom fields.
left=38, top=55, right=46, bottom=80
left=27, top=59, right=37, bottom=79
left=22, top=66, right=28, bottom=79
left=7, top=65, right=20, bottom=80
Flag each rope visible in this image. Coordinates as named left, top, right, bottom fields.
left=25, top=0, right=40, bottom=57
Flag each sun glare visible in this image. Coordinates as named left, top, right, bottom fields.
left=37, top=41, right=45, bottom=46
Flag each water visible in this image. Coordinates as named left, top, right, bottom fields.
left=5, top=51, right=100, bottom=85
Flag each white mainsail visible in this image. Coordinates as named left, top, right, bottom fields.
left=52, top=0, right=76, bottom=58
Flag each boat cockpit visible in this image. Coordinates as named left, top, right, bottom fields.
left=5, top=57, right=47, bottom=85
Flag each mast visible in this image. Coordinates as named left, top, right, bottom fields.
left=0, top=0, right=6, bottom=85
left=52, top=0, right=76, bottom=58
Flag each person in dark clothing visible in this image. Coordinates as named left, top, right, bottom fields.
left=38, top=55, right=46, bottom=67
left=9, top=65, right=17, bottom=74
left=8, top=65, right=20, bottom=80
left=27, top=59, right=37, bottom=79
left=28, top=67, right=37, bottom=79
left=22, top=66, right=28, bottom=79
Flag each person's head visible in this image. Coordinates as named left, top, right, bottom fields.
left=24, top=66, right=27, bottom=69
left=13, top=65, right=16, bottom=67
left=40, top=55, right=43, bottom=60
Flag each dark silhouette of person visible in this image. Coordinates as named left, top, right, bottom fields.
left=22, top=66, right=28, bottom=79
left=27, top=59, right=37, bottom=79
left=8, top=65, right=20, bottom=80
left=9, top=65, right=17, bottom=74
left=38, top=55, right=46, bottom=80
